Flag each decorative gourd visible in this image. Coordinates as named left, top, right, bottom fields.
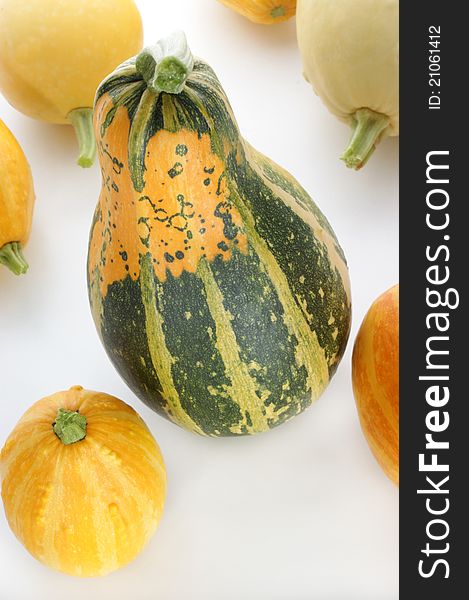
left=352, top=285, right=399, bottom=484
left=217, top=0, right=296, bottom=23
left=296, top=0, right=399, bottom=169
left=0, top=386, right=167, bottom=577
left=0, top=118, right=35, bottom=275
left=88, top=32, right=352, bottom=437
left=0, top=0, right=143, bottom=167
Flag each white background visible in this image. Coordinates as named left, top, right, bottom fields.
left=0, top=1, right=399, bottom=598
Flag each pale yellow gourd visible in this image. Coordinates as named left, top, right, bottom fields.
left=0, top=0, right=143, bottom=167
left=296, top=0, right=399, bottom=169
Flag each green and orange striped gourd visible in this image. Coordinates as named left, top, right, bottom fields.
left=88, top=32, right=352, bottom=436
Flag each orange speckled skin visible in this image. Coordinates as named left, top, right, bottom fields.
left=89, top=98, right=248, bottom=294
left=352, top=284, right=399, bottom=484
left=0, top=386, right=166, bottom=577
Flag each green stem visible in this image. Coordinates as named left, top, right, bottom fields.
left=135, top=31, right=194, bottom=95
left=0, top=242, right=29, bottom=275
left=271, top=6, right=286, bottom=18
left=67, top=107, right=96, bottom=168
left=53, top=408, right=87, bottom=445
left=341, top=108, right=390, bottom=170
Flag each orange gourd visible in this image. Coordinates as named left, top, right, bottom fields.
left=0, top=386, right=167, bottom=577
left=218, top=0, right=296, bottom=24
left=352, top=285, right=399, bottom=484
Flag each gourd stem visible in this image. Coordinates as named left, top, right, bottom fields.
left=341, top=108, right=390, bottom=170
left=53, top=408, right=87, bottom=445
left=271, top=6, right=286, bottom=18
left=67, top=108, right=97, bottom=168
left=0, top=242, right=28, bottom=275
left=135, top=31, right=194, bottom=95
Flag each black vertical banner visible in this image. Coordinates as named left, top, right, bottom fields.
left=400, top=3, right=467, bottom=596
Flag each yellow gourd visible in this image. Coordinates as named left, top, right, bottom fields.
left=0, top=0, right=143, bottom=167
left=218, top=0, right=296, bottom=24
left=296, top=0, right=399, bottom=169
left=0, top=118, right=35, bottom=275
left=0, top=386, right=167, bottom=577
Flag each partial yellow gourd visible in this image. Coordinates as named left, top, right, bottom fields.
left=0, top=0, right=143, bottom=167
left=0, top=386, right=167, bottom=577
left=0, top=118, right=35, bottom=275
left=218, top=0, right=296, bottom=24
left=296, top=0, right=399, bottom=169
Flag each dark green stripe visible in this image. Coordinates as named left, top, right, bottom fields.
left=228, top=154, right=351, bottom=376
left=170, top=92, right=210, bottom=136
left=98, top=276, right=167, bottom=418
left=155, top=267, right=244, bottom=436
left=95, top=59, right=141, bottom=100
left=185, top=63, right=240, bottom=149
left=209, top=248, right=312, bottom=424
left=128, top=89, right=163, bottom=191
left=255, top=156, right=347, bottom=265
